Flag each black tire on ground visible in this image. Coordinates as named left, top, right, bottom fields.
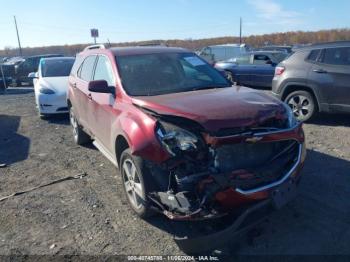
left=285, top=90, right=317, bottom=122
left=120, top=148, right=155, bottom=218
left=69, top=107, right=91, bottom=145
left=15, top=79, right=22, bottom=87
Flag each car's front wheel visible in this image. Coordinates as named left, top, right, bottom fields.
left=69, top=107, right=91, bottom=145
left=285, top=90, right=317, bottom=122
left=120, top=148, right=154, bottom=218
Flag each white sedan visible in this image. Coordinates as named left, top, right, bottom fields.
left=29, top=57, right=75, bottom=117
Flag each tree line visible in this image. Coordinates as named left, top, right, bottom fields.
left=1, top=28, right=349, bottom=58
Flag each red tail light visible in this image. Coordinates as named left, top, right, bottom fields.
left=275, top=66, right=285, bottom=76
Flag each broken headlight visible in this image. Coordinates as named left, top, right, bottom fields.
left=156, top=121, right=198, bottom=156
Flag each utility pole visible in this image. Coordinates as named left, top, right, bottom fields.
left=239, top=17, right=243, bottom=45
left=14, top=16, right=22, bottom=56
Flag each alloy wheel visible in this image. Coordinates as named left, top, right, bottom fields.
left=70, top=110, right=78, bottom=141
left=122, top=159, right=144, bottom=210
left=287, top=95, right=312, bottom=121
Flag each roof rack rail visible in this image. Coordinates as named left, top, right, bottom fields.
left=84, top=44, right=106, bottom=51
left=138, top=42, right=168, bottom=47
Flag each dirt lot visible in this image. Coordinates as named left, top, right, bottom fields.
left=0, top=87, right=350, bottom=256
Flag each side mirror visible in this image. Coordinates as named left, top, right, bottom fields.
left=88, top=80, right=114, bottom=94
left=28, top=72, right=38, bottom=78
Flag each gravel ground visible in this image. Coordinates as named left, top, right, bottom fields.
left=0, top=87, right=350, bottom=257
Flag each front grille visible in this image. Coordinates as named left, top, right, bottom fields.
left=215, top=140, right=299, bottom=190
left=1, top=65, right=15, bottom=77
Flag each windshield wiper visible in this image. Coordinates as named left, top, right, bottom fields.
left=192, top=84, right=230, bottom=91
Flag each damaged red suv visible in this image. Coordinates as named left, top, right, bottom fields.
left=68, top=45, right=306, bottom=251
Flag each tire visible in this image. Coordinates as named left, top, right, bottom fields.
left=69, top=107, right=91, bottom=145
left=15, top=79, right=22, bottom=87
left=120, top=148, right=155, bottom=218
left=285, top=90, right=317, bottom=122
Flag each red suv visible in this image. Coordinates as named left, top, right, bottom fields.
left=68, top=45, right=306, bottom=251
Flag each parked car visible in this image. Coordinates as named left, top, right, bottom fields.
left=272, top=41, right=350, bottom=122
left=1, top=57, right=9, bottom=63
left=0, top=63, right=13, bottom=90
left=67, top=44, right=306, bottom=251
left=215, top=51, right=288, bottom=88
left=198, top=44, right=250, bottom=64
left=29, top=57, right=75, bottom=117
left=0, top=76, right=12, bottom=90
left=256, top=45, right=293, bottom=54
left=2, top=54, right=63, bottom=86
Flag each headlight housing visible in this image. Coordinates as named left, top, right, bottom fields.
left=39, top=87, right=55, bottom=94
left=284, top=103, right=298, bottom=128
left=156, top=121, right=199, bottom=157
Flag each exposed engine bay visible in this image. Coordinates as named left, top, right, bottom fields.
left=141, top=107, right=305, bottom=221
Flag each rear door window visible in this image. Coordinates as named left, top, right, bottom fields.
left=322, top=47, right=350, bottom=65
left=79, top=55, right=97, bottom=81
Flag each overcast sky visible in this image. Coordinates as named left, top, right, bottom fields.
left=0, top=0, right=349, bottom=49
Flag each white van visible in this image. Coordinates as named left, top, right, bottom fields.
left=198, top=44, right=250, bottom=64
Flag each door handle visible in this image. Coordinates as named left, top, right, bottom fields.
left=313, top=69, right=328, bottom=74
left=87, top=93, right=92, bottom=100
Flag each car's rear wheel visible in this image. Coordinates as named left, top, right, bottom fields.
left=69, top=107, right=91, bottom=145
left=120, top=148, right=154, bottom=218
left=285, top=90, right=317, bottom=122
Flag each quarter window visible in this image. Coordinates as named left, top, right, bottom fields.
left=307, top=49, right=321, bottom=62
left=79, top=55, right=97, bottom=81
left=322, top=47, right=350, bottom=65
left=93, top=56, right=115, bottom=86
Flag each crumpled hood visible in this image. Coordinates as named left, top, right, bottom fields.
left=132, top=86, right=288, bottom=133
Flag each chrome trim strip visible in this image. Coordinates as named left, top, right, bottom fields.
left=235, top=143, right=302, bottom=195
left=212, top=122, right=301, bottom=139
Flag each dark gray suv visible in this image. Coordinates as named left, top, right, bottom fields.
left=272, top=41, right=350, bottom=121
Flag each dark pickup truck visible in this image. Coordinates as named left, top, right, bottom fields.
left=1, top=54, right=63, bottom=86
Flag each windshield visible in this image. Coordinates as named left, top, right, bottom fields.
left=116, top=52, right=231, bottom=96
left=41, top=59, right=75, bottom=77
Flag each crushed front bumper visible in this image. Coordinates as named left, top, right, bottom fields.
left=174, top=175, right=300, bottom=254
left=174, top=199, right=273, bottom=254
